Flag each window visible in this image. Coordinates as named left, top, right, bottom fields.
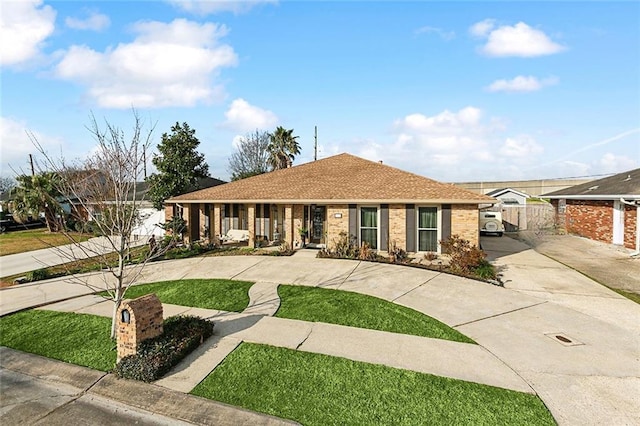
left=418, top=207, right=438, bottom=252
left=360, top=207, right=378, bottom=249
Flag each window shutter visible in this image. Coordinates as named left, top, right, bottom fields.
left=380, top=204, right=389, bottom=251
left=406, top=204, right=416, bottom=252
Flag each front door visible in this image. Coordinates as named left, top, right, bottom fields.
left=311, top=206, right=326, bottom=244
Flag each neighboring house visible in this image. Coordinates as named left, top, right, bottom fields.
left=484, top=188, right=530, bottom=232
left=543, top=168, right=640, bottom=252
left=485, top=188, right=529, bottom=206
left=68, top=177, right=226, bottom=241
left=165, top=153, right=495, bottom=253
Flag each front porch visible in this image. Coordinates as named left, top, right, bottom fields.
left=175, top=203, right=329, bottom=249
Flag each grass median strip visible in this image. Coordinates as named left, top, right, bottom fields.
left=0, top=310, right=115, bottom=371
left=0, top=229, right=90, bottom=256
left=276, top=285, right=473, bottom=343
left=192, top=342, right=554, bottom=426
left=121, top=279, right=254, bottom=312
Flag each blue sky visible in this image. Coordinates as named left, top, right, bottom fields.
left=1, top=0, right=639, bottom=183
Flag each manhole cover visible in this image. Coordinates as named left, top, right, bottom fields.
left=544, top=332, right=584, bottom=347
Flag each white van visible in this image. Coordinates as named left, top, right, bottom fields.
left=479, top=211, right=504, bottom=237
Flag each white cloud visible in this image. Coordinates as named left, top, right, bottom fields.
left=65, top=11, right=110, bottom=31
left=471, top=20, right=566, bottom=57
left=596, top=152, right=637, bottom=174
left=167, top=0, right=277, bottom=15
left=0, top=0, right=56, bottom=66
left=0, top=117, right=64, bottom=176
left=222, top=98, right=278, bottom=132
left=415, top=26, right=455, bottom=41
left=500, top=135, right=544, bottom=158
left=486, top=75, right=559, bottom=93
left=469, top=19, right=495, bottom=37
left=54, top=19, right=238, bottom=108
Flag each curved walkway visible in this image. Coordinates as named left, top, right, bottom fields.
left=3, top=245, right=640, bottom=425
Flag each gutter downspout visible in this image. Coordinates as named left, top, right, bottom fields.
left=620, top=198, right=639, bottom=257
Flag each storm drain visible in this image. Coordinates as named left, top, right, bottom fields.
left=545, top=332, right=584, bottom=347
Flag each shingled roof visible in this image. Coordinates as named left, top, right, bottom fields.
left=168, top=153, right=495, bottom=204
left=543, top=168, right=640, bottom=200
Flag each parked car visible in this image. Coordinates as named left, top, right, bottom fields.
left=479, top=211, right=504, bottom=237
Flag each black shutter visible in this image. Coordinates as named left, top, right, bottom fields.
left=380, top=204, right=389, bottom=251
left=406, top=204, right=415, bottom=252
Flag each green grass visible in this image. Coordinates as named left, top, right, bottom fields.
left=192, top=343, right=555, bottom=426
left=611, top=288, right=640, bottom=304
left=276, top=285, right=474, bottom=343
left=0, top=310, right=115, bottom=371
left=122, top=279, right=254, bottom=312
left=0, top=228, right=90, bottom=256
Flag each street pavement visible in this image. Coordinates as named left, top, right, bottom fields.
left=1, top=237, right=639, bottom=425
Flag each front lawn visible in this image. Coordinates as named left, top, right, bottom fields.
left=0, top=310, right=115, bottom=371
left=0, top=229, right=91, bottom=256
left=276, top=285, right=473, bottom=343
left=192, top=343, right=555, bottom=426
left=123, top=279, right=254, bottom=312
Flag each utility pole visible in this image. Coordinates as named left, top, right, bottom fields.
left=143, top=145, right=147, bottom=179
left=29, top=154, right=35, bottom=176
left=314, top=126, right=318, bottom=161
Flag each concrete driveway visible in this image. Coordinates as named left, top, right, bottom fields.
left=1, top=245, right=639, bottom=425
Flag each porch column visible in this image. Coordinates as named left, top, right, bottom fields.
left=213, top=204, right=221, bottom=244
left=199, top=204, right=207, bottom=240
left=284, top=204, right=293, bottom=248
left=247, top=204, right=256, bottom=248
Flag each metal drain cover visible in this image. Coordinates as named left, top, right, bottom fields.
left=545, top=332, right=584, bottom=347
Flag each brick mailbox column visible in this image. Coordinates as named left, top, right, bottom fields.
left=116, top=294, right=164, bottom=362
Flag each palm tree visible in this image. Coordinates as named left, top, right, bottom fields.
left=11, top=172, right=64, bottom=232
left=267, top=126, right=301, bottom=170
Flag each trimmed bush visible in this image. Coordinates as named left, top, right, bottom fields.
left=114, top=315, right=214, bottom=382
left=26, top=268, right=49, bottom=282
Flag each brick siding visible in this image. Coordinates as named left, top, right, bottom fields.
left=326, top=204, right=349, bottom=247
left=623, top=205, right=637, bottom=250
left=388, top=204, right=406, bottom=250
left=564, top=200, right=613, bottom=245
left=451, top=204, right=479, bottom=247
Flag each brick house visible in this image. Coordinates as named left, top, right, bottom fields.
left=543, top=168, right=639, bottom=252
left=165, top=153, right=495, bottom=253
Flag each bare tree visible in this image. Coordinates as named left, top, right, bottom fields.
left=0, top=176, right=16, bottom=194
left=32, top=111, right=177, bottom=339
left=228, top=130, right=270, bottom=180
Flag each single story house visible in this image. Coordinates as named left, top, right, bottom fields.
left=485, top=188, right=530, bottom=206
left=543, top=168, right=639, bottom=252
left=166, top=153, right=495, bottom=253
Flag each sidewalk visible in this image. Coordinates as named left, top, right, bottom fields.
left=0, top=235, right=142, bottom=278
left=40, top=292, right=532, bottom=394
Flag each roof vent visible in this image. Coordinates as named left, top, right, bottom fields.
left=587, top=185, right=599, bottom=191
left=624, top=174, right=631, bottom=181
left=378, top=160, right=383, bottom=164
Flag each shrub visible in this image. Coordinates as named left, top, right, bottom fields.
left=26, top=268, right=49, bottom=282
left=114, top=315, right=214, bottom=382
left=389, top=241, right=410, bottom=264
left=440, top=235, right=488, bottom=276
left=474, top=259, right=497, bottom=280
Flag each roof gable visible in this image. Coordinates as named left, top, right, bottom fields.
left=168, top=153, right=494, bottom=204
left=543, top=168, right=640, bottom=199
left=486, top=188, right=530, bottom=198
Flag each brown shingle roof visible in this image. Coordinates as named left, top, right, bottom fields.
left=168, top=153, right=495, bottom=204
